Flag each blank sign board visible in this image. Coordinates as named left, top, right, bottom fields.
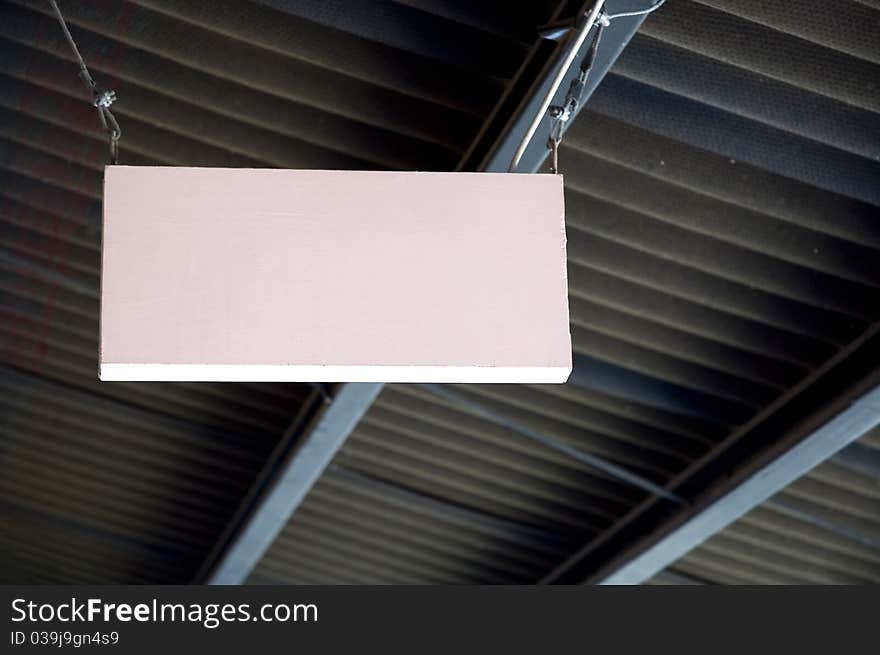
left=99, top=167, right=571, bottom=383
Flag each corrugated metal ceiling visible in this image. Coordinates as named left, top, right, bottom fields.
left=0, top=0, right=551, bottom=583
left=649, top=427, right=880, bottom=585
left=1, top=0, right=878, bottom=584
left=252, top=0, right=880, bottom=585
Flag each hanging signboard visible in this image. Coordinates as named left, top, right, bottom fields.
left=99, top=167, right=571, bottom=383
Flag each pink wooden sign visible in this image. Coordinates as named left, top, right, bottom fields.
left=100, top=167, right=571, bottom=382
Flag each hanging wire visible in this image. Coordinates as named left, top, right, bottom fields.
left=47, top=0, right=121, bottom=164
left=511, top=0, right=667, bottom=174
left=546, top=15, right=606, bottom=173
left=543, top=1, right=668, bottom=173
left=508, top=0, right=606, bottom=173
left=604, top=0, right=667, bottom=21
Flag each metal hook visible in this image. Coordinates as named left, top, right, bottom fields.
left=108, top=131, right=120, bottom=165
left=547, top=136, right=560, bottom=174
left=547, top=105, right=566, bottom=174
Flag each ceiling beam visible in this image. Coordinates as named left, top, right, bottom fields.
left=543, top=327, right=880, bottom=584
left=460, top=0, right=649, bottom=173
left=200, top=383, right=382, bottom=584
left=597, top=385, right=880, bottom=584
left=197, top=0, right=651, bottom=585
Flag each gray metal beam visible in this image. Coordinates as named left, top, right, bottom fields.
left=466, top=1, right=649, bottom=173
left=200, top=1, right=653, bottom=585
left=543, top=325, right=880, bottom=584
left=596, top=385, right=880, bottom=584
left=203, top=383, right=382, bottom=584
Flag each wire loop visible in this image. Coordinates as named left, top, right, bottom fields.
left=544, top=17, right=605, bottom=173
left=48, top=0, right=121, bottom=165
left=547, top=136, right=560, bottom=174
left=540, top=1, right=666, bottom=173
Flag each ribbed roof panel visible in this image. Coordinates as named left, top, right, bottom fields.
left=651, top=429, right=880, bottom=585
left=0, top=0, right=542, bottom=582
left=254, top=0, right=880, bottom=585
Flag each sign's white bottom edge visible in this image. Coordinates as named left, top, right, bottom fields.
left=99, top=363, right=572, bottom=384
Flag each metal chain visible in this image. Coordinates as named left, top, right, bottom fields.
left=47, top=0, right=121, bottom=164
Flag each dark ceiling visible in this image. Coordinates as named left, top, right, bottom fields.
left=1, top=0, right=878, bottom=584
